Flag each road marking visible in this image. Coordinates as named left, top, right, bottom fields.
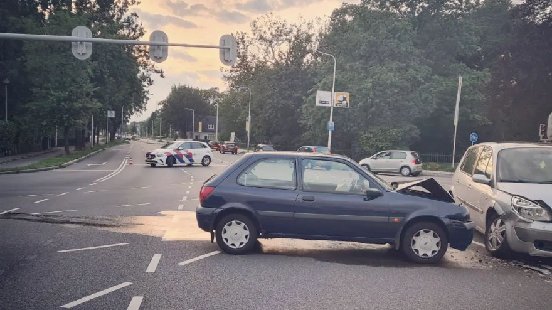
left=181, top=196, right=187, bottom=202
left=121, top=204, right=132, bottom=207
left=178, top=204, right=184, bottom=210
left=59, top=169, right=115, bottom=172
left=89, top=183, right=97, bottom=186
left=27, top=194, right=37, bottom=197
left=34, top=199, right=48, bottom=204
left=185, top=191, right=190, bottom=194
left=57, top=242, right=129, bottom=253
left=472, top=241, right=485, bottom=248
left=140, top=186, right=151, bottom=189
left=137, top=203, right=151, bottom=206
left=187, top=186, right=192, bottom=189
left=178, top=251, right=221, bottom=266
left=30, top=212, right=41, bottom=215
left=0, top=208, right=19, bottom=215
left=87, top=161, right=107, bottom=167
left=85, top=190, right=95, bottom=193
left=94, top=157, right=128, bottom=183
left=57, top=192, right=68, bottom=197
left=44, top=211, right=63, bottom=214
left=146, top=254, right=162, bottom=273
left=76, top=188, right=83, bottom=191
left=127, top=296, right=144, bottom=310
left=60, top=282, right=132, bottom=308
left=65, top=210, right=78, bottom=212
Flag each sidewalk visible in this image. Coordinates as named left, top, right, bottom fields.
left=0, top=147, right=73, bottom=169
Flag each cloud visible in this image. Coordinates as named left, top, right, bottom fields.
left=135, top=9, right=198, bottom=29
left=215, top=9, right=250, bottom=23
left=170, top=49, right=198, bottom=62
left=237, top=0, right=273, bottom=12
left=162, top=0, right=208, bottom=16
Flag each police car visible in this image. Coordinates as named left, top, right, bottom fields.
left=146, top=140, right=213, bottom=167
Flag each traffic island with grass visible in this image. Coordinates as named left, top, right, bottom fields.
left=422, top=162, right=457, bottom=173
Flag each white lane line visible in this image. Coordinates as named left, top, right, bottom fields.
left=146, top=254, right=162, bottom=273
left=121, top=204, right=132, bottom=207
left=65, top=210, right=78, bottom=212
left=34, top=198, right=48, bottom=204
left=27, top=194, right=37, bottom=197
left=57, top=242, right=129, bottom=253
left=89, top=183, right=97, bottom=186
left=187, top=186, right=192, bottom=189
left=181, top=196, right=187, bottom=202
left=127, top=296, right=144, bottom=310
left=178, top=204, right=184, bottom=210
left=137, top=203, right=151, bottom=206
left=30, top=212, right=41, bottom=215
left=140, top=186, right=151, bottom=189
left=58, top=169, right=115, bottom=172
left=85, top=190, right=95, bottom=193
left=94, top=157, right=128, bottom=183
left=76, top=188, right=83, bottom=191
left=44, top=211, right=63, bottom=214
left=60, top=282, right=132, bottom=308
left=57, top=192, right=68, bottom=197
left=185, top=191, right=190, bottom=194
left=472, top=241, right=485, bottom=248
left=0, top=208, right=19, bottom=215
left=178, top=251, right=221, bottom=266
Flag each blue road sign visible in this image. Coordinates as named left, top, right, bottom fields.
left=470, top=132, right=478, bottom=144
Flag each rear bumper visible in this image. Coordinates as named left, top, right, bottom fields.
left=196, top=206, right=217, bottom=232
left=411, top=164, right=423, bottom=173
left=507, top=220, right=552, bottom=257
left=447, top=220, right=474, bottom=250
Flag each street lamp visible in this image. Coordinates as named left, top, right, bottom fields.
left=185, top=108, right=195, bottom=139
left=209, top=97, right=219, bottom=142
left=235, top=86, right=252, bottom=149
left=3, top=78, right=9, bottom=122
left=316, top=50, right=336, bottom=152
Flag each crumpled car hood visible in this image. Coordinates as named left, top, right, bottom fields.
left=392, top=178, right=454, bottom=203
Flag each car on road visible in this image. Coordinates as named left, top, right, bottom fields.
left=254, top=144, right=275, bottom=152
left=208, top=141, right=221, bottom=151
left=451, top=142, right=552, bottom=257
left=297, top=145, right=331, bottom=154
left=145, top=140, right=212, bottom=167
left=196, top=152, right=473, bottom=264
left=220, top=142, right=238, bottom=154
left=359, top=150, right=422, bottom=176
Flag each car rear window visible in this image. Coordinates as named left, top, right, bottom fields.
left=237, top=158, right=296, bottom=190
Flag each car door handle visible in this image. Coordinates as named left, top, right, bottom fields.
left=302, top=196, right=315, bottom=202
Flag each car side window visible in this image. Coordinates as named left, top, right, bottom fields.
left=237, top=159, right=296, bottom=190
left=390, top=151, right=407, bottom=159
left=473, top=147, right=493, bottom=179
left=302, top=159, right=372, bottom=195
left=180, top=142, right=193, bottom=150
left=460, top=147, right=480, bottom=175
left=191, top=142, right=205, bottom=149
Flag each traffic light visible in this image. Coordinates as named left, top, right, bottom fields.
left=149, top=30, right=168, bottom=63
left=71, top=26, right=92, bottom=60
left=219, top=35, right=237, bottom=66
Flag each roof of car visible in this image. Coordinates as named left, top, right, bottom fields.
left=243, top=151, right=352, bottom=161
left=471, top=142, right=552, bottom=151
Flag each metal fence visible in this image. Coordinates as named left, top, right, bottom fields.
left=419, top=153, right=460, bottom=163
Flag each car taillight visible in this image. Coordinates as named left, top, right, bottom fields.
left=199, top=186, right=215, bottom=204
left=412, top=159, right=417, bottom=165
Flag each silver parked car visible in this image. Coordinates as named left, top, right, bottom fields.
left=359, top=150, right=423, bottom=176
left=451, top=142, right=552, bottom=257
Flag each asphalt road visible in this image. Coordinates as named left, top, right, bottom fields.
left=1, top=141, right=551, bottom=310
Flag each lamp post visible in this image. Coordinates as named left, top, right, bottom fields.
left=209, top=97, right=219, bottom=142
left=3, top=78, right=9, bottom=122
left=236, top=86, right=252, bottom=149
left=316, top=50, right=336, bottom=152
left=185, top=108, right=195, bottom=139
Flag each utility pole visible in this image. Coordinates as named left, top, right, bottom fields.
left=3, top=78, right=9, bottom=122
left=185, top=108, right=195, bottom=139
left=106, top=113, right=109, bottom=144
left=316, top=51, right=336, bottom=152
left=159, top=116, right=162, bottom=137
left=121, top=106, right=124, bottom=138
left=452, top=76, right=463, bottom=168
left=151, top=118, right=154, bottom=138
left=235, top=87, right=252, bottom=149
left=91, top=115, right=94, bottom=147
left=216, top=102, right=219, bottom=142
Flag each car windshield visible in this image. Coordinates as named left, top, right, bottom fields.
left=162, top=142, right=181, bottom=149
left=497, top=147, right=552, bottom=184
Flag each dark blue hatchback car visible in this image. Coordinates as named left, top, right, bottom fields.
left=197, top=152, right=473, bottom=263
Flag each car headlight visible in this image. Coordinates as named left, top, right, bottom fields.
left=511, top=196, right=552, bottom=222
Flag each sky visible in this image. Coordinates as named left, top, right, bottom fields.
left=130, top=0, right=360, bottom=121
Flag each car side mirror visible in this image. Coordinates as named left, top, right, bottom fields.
left=472, top=174, right=491, bottom=185
left=365, top=188, right=383, bottom=200
left=177, top=147, right=184, bottom=150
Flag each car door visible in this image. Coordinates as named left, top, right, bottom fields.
left=190, top=142, right=208, bottom=161
left=175, top=141, right=194, bottom=164
left=453, top=146, right=481, bottom=221
left=233, top=157, right=299, bottom=234
left=389, top=151, right=407, bottom=172
left=369, top=151, right=389, bottom=171
left=468, top=146, right=494, bottom=230
left=294, top=158, right=392, bottom=239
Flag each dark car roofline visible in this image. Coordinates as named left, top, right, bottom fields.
left=243, top=151, right=349, bottom=160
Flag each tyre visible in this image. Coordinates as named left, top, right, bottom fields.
left=412, top=171, right=421, bottom=177
left=400, top=166, right=412, bottom=176
left=150, top=163, right=156, bottom=167
left=233, top=151, right=237, bottom=155
left=485, top=213, right=511, bottom=257
left=220, top=150, right=224, bottom=154
left=215, top=213, right=258, bottom=255
left=201, top=156, right=211, bottom=166
left=166, top=156, right=174, bottom=168
left=401, top=222, right=448, bottom=264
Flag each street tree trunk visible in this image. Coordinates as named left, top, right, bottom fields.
left=63, top=126, right=70, bottom=155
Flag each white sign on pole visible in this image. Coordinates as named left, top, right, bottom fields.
left=107, top=110, right=115, bottom=118
left=230, top=132, right=236, bottom=142
left=316, top=90, right=332, bottom=107
left=334, top=92, right=350, bottom=108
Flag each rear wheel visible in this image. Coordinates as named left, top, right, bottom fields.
left=166, top=156, right=174, bottom=168
left=215, top=214, right=258, bottom=254
left=485, top=213, right=511, bottom=257
left=400, top=166, right=412, bottom=176
left=401, top=222, right=448, bottom=264
left=201, top=156, right=211, bottom=166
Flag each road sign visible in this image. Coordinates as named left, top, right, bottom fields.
left=71, top=26, right=92, bottom=60
left=334, top=92, right=350, bottom=108
left=149, top=30, right=168, bottom=63
left=327, top=121, right=335, bottom=132
left=219, top=35, right=237, bottom=66
left=470, top=132, right=478, bottom=144
left=107, top=110, right=115, bottom=118
left=316, top=90, right=331, bottom=107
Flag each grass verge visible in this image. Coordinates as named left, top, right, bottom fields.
left=423, top=162, right=456, bottom=173
left=0, top=140, right=129, bottom=172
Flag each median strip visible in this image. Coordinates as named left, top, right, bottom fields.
left=57, top=242, right=129, bottom=253
left=60, top=282, right=132, bottom=308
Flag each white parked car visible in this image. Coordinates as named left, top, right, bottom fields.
left=145, top=140, right=213, bottom=167
left=451, top=142, right=552, bottom=257
left=359, top=150, right=423, bottom=176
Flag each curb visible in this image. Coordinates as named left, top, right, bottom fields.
left=0, top=148, right=59, bottom=165
left=421, top=170, right=454, bottom=177
left=0, top=148, right=106, bottom=175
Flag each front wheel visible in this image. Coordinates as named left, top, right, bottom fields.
left=401, top=222, right=448, bottom=264
left=166, top=156, right=174, bottom=168
left=485, top=213, right=511, bottom=257
left=150, top=163, right=156, bottom=167
left=400, top=166, right=412, bottom=176
left=201, top=156, right=211, bottom=166
left=216, top=214, right=258, bottom=254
